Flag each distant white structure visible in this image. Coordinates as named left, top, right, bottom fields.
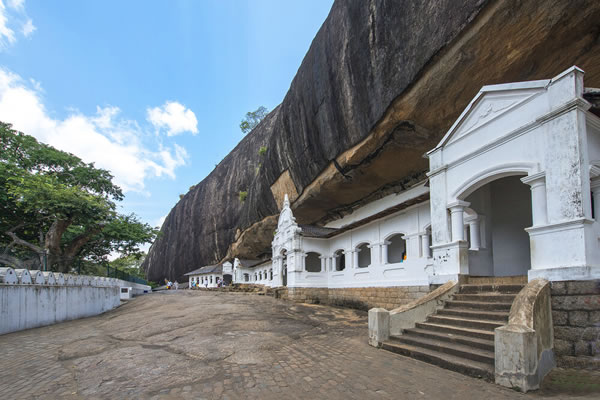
left=185, top=264, right=225, bottom=288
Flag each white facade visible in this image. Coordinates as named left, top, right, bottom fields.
left=233, top=259, right=273, bottom=286
left=229, top=66, right=599, bottom=289
left=428, top=66, right=600, bottom=283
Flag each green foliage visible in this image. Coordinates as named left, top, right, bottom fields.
left=239, top=190, right=248, bottom=202
left=109, top=253, right=146, bottom=280
left=179, top=194, right=184, bottom=200
left=0, top=122, right=158, bottom=272
left=258, top=146, right=267, bottom=156
left=240, top=106, right=268, bottom=135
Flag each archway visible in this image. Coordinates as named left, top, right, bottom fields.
left=462, top=175, right=532, bottom=276
left=334, top=249, right=345, bottom=271
left=305, top=252, right=321, bottom=272
left=356, top=243, right=371, bottom=268
left=386, top=234, right=406, bottom=263
left=281, top=250, right=288, bottom=286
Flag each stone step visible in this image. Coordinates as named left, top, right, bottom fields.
left=427, top=315, right=504, bottom=331
left=388, top=334, right=495, bottom=364
left=453, top=293, right=516, bottom=303
left=381, top=341, right=494, bottom=381
left=445, top=300, right=512, bottom=311
left=467, top=276, right=527, bottom=285
left=415, top=322, right=495, bottom=341
left=403, top=327, right=495, bottom=352
left=437, top=308, right=509, bottom=322
left=458, top=284, right=524, bottom=294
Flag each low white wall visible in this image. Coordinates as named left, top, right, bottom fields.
left=0, top=284, right=120, bottom=335
left=0, top=267, right=151, bottom=335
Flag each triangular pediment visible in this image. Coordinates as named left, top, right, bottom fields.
left=437, top=80, right=549, bottom=149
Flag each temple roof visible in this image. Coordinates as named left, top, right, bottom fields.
left=237, top=259, right=271, bottom=269
left=299, top=224, right=339, bottom=238
left=183, top=264, right=222, bottom=276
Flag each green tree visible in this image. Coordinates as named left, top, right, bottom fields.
left=109, top=253, right=146, bottom=280
left=0, top=122, right=157, bottom=272
left=239, top=106, right=268, bottom=134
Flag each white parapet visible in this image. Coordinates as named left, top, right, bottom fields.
left=90, top=276, right=98, bottom=286
left=42, top=271, right=56, bottom=285
left=14, top=269, right=32, bottom=284
left=54, top=272, right=65, bottom=285
left=65, top=274, right=75, bottom=286
left=29, top=270, right=45, bottom=285
left=80, top=275, right=91, bottom=286
left=0, top=267, right=18, bottom=284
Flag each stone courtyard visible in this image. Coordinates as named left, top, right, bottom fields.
left=0, top=291, right=597, bottom=399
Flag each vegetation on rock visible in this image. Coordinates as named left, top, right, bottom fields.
left=239, top=106, right=268, bottom=135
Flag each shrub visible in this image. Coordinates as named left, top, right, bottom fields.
left=239, top=191, right=248, bottom=202
left=258, top=146, right=267, bottom=156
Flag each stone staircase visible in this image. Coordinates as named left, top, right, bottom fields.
left=381, top=278, right=525, bottom=380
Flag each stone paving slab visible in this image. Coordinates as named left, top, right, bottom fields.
left=0, top=290, right=597, bottom=399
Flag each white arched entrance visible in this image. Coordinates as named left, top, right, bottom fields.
left=460, top=175, right=532, bottom=277
left=427, top=67, right=600, bottom=283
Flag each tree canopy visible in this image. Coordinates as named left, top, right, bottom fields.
left=239, top=106, right=269, bottom=134
left=0, top=122, right=158, bottom=273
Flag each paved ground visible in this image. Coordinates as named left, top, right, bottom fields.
left=0, top=291, right=598, bottom=399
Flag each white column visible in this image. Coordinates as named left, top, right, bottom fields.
left=369, top=243, right=381, bottom=266
left=353, top=249, right=359, bottom=269
left=319, top=256, right=326, bottom=273
left=345, top=250, right=353, bottom=269
left=521, top=173, right=548, bottom=226
left=329, top=257, right=334, bottom=272
left=448, top=201, right=470, bottom=242
left=381, top=241, right=389, bottom=264
left=421, top=233, right=430, bottom=258
left=467, top=218, right=480, bottom=250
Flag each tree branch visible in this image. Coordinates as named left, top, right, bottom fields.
left=4, top=231, right=43, bottom=254
left=64, top=224, right=105, bottom=258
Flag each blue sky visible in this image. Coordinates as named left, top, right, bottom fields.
left=0, top=0, right=334, bottom=235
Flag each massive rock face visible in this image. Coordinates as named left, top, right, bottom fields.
left=143, top=0, right=600, bottom=282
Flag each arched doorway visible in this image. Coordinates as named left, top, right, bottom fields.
left=281, top=250, right=287, bottom=287
left=463, top=175, right=532, bottom=277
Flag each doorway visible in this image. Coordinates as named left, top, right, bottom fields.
left=464, top=175, right=532, bottom=277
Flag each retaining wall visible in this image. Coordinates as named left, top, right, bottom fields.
left=276, top=286, right=431, bottom=311
left=551, top=280, right=600, bottom=369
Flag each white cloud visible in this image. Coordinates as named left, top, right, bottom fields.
left=147, top=101, right=198, bottom=136
left=0, top=2, right=16, bottom=49
left=0, top=0, right=35, bottom=50
left=0, top=68, right=188, bottom=193
left=7, top=0, right=25, bottom=11
left=21, top=17, right=34, bottom=37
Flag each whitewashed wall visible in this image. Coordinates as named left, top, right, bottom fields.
left=0, top=268, right=140, bottom=335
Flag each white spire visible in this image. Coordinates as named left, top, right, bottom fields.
left=283, top=193, right=290, bottom=209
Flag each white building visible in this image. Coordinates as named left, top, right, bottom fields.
left=233, top=259, right=272, bottom=285
left=230, top=66, right=599, bottom=291
left=185, top=264, right=224, bottom=288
